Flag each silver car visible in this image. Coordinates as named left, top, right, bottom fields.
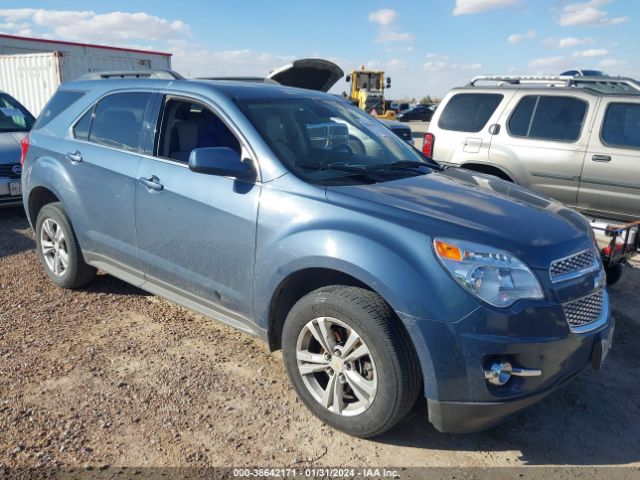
left=0, top=90, right=34, bottom=207
left=426, top=75, right=640, bottom=222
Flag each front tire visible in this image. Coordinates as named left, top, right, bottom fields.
left=606, top=263, right=623, bottom=286
left=35, top=202, right=96, bottom=289
left=282, top=286, right=421, bottom=437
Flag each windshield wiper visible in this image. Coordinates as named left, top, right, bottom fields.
left=367, top=160, right=444, bottom=172
left=296, top=162, right=368, bottom=173
left=296, top=162, right=382, bottom=183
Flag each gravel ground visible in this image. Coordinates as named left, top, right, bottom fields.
left=1, top=206, right=639, bottom=470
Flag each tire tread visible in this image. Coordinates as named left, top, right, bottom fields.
left=283, top=285, right=422, bottom=438
left=36, top=202, right=96, bottom=289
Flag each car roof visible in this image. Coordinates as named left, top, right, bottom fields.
left=454, top=75, right=640, bottom=98
left=61, top=77, right=335, bottom=101
left=449, top=84, right=640, bottom=99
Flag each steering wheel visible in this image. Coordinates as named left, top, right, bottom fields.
left=321, top=143, right=355, bottom=163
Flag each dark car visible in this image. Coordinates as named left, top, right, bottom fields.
left=0, top=90, right=34, bottom=207
left=397, top=104, right=435, bottom=122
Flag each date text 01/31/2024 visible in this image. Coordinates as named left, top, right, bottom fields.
left=232, top=468, right=400, bottom=478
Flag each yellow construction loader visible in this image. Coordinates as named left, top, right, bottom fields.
left=267, top=59, right=395, bottom=120
left=346, top=66, right=395, bottom=120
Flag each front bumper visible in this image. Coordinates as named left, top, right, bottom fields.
left=427, top=364, right=584, bottom=433
left=398, top=288, right=612, bottom=433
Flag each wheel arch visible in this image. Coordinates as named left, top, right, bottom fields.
left=27, top=186, right=60, bottom=228
left=461, top=162, right=516, bottom=182
left=266, top=267, right=370, bottom=351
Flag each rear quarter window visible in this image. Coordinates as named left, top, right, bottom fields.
left=437, top=93, right=503, bottom=132
left=33, top=90, right=85, bottom=130
left=601, top=103, right=640, bottom=149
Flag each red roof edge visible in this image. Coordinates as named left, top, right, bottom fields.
left=0, top=33, right=172, bottom=57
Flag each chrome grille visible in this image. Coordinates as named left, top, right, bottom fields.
left=562, top=290, right=604, bottom=332
left=0, top=163, right=20, bottom=178
left=550, top=249, right=597, bottom=282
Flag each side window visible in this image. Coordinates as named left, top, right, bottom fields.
left=601, top=103, right=640, bottom=149
left=89, top=92, right=154, bottom=153
left=508, top=95, right=587, bottom=142
left=73, top=107, right=94, bottom=140
left=156, top=98, right=241, bottom=162
left=33, top=90, right=85, bottom=130
left=438, top=93, right=503, bottom=132
left=508, top=96, right=537, bottom=137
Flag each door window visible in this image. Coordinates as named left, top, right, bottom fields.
left=508, top=95, right=587, bottom=142
left=156, top=98, right=241, bottom=162
left=438, top=93, right=503, bottom=132
left=79, top=92, right=154, bottom=152
left=601, top=103, right=640, bottom=149
left=73, top=107, right=93, bottom=141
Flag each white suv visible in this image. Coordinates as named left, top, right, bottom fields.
left=425, top=75, right=640, bottom=222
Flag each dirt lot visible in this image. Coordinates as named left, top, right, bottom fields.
left=1, top=206, right=639, bottom=470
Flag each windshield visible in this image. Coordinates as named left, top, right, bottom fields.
left=356, top=72, right=382, bottom=91
left=0, top=94, right=34, bottom=132
left=236, top=96, right=435, bottom=184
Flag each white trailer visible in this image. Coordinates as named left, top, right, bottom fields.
left=0, top=34, right=172, bottom=115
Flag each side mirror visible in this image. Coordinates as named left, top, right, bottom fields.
left=188, top=147, right=254, bottom=180
left=345, top=75, right=351, bottom=82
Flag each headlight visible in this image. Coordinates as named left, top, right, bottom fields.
left=433, top=238, right=544, bottom=308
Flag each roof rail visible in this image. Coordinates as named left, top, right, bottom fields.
left=468, top=75, right=640, bottom=94
left=79, top=70, right=184, bottom=80
left=196, top=76, right=280, bottom=84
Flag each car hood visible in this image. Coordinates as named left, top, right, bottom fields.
left=0, top=131, right=25, bottom=165
left=268, top=59, right=344, bottom=92
left=379, top=119, right=409, bottom=129
left=326, top=167, right=593, bottom=269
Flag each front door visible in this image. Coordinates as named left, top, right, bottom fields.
left=135, top=95, right=260, bottom=322
left=578, top=99, right=640, bottom=221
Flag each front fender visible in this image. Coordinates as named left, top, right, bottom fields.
left=253, top=183, right=479, bottom=331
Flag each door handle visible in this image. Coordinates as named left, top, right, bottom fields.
left=66, top=151, right=83, bottom=163
left=592, top=154, right=612, bottom=162
left=138, top=175, right=164, bottom=191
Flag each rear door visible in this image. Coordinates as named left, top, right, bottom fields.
left=60, top=90, right=157, bottom=284
left=134, top=94, right=260, bottom=323
left=578, top=99, right=640, bottom=220
left=489, top=92, right=593, bottom=206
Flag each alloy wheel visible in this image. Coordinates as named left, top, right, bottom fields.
left=295, top=316, right=378, bottom=416
left=40, top=218, right=69, bottom=276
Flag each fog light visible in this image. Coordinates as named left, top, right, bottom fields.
left=484, top=360, right=513, bottom=386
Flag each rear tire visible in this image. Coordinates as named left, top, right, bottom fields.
left=281, top=286, right=421, bottom=438
left=35, top=202, right=96, bottom=289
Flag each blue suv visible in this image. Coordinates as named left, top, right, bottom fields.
left=22, top=71, right=613, bottom=437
